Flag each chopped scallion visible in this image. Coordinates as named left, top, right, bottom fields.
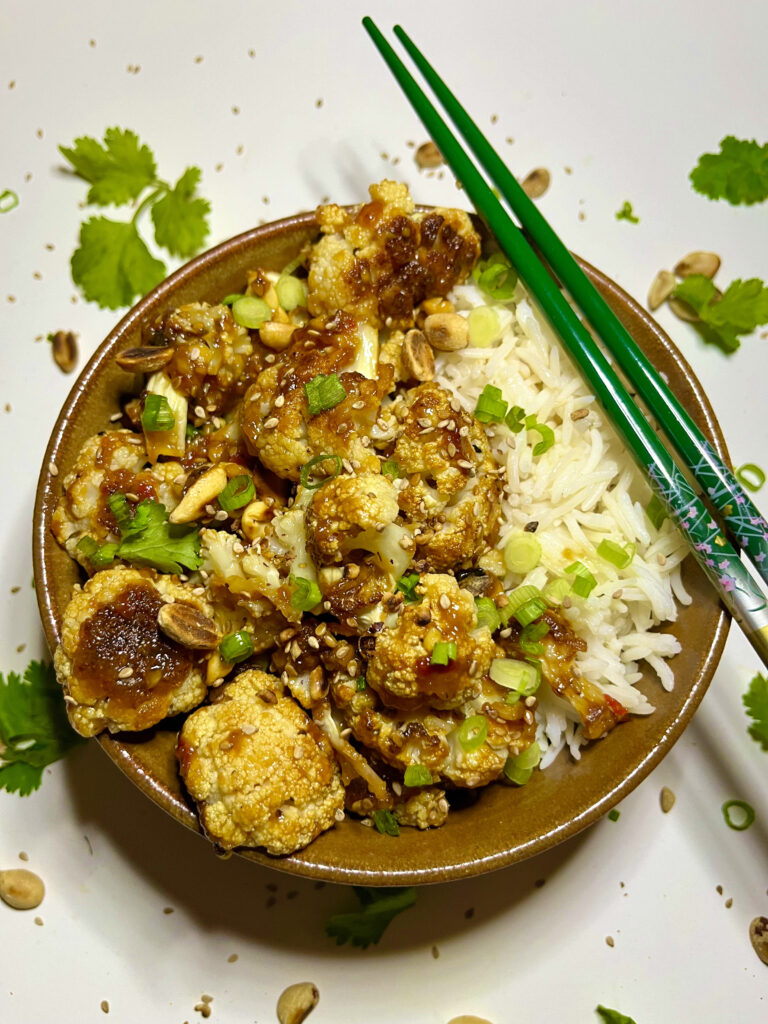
left=217, top=474, right=255, bottom=513
left=403, top=764, right=433, bottom=787
left=477, top=257, right=517, bottom=300
left=735, top=463, right=765, bottom=492
left=396, top=572, right=421, bottom=603
left=503, top=533, right=542, bottom=574
left=289, top=574, right=322, bottom=612
left=514, top=596, right=548, bottom=627
left=299, top=453, right=342, bottom=490
left=355, top=676, right=367, bottom=692
left=219, top=630, right=254, bottom=664
left=76, top=536, right=118, bottom=567
left=430, top=640, right=458, bottom=666
left=721, top=799, right=755, bottom=831
left=490, top=658, right=541, bottom=696
left=542, top=577, right=571, bottom=606
left=305, top=373, right=347, bottom=415
left=607, top=808, right=621, bottom=822
left=231, top=295, right=272, bottom=329
left=503, top=743, right=541, bottom=785
left=0, top=189, right=20, bottom=214
left=597, top=539, right=635, bottom=569
left=467, top=306, right=501, bottom=347
left=276, top=274, right=308, bottom=312
left=525, top=415, right=555, bottom=455
left=141, top=393, right=176, bottom=432
left=474, top=596, right=501, bottom=633
left=473, top=383, right=508, bottom=424
left=565, top=561, right=597, bottom=598
left=221, top=293, right=244, bottom=306
left=505, top=405, right=526, bottom=433
left=381, top=458, right=401, bottom=480
left=372, top=809, right=400, bottom=836
left=520, top=619, right=550, bottom=656
left=457, top=714, right=488, bottom=752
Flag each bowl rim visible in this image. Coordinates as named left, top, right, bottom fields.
left=33, top=211, right=730, bottom=885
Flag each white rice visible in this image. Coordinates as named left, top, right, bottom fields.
left=437, top=281, right=691, bottom=768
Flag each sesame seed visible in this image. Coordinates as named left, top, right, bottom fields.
left=417, top=417, right=432, bottom=429
left=571, top=408, right=589, bottom=421
left=459, top=426, right=470, bottom=437
left=118, top=666, right=133, bottom=679
left=109, top=411, right=123, bottom=422
left=392, top=781, right=402, bottom=796
left=524, top=711, right=534, bottom=724
left=214, top=509, right=228, bottom=521
left=562, top=596, right=572, bottom=609
left=274, top=394, right=285, bottom=407
left=307, top=636, right=320, bottom=649
left=657, top=553, right=667, bottom=566
left=612, top=589, right=623, bottom=599
left=205, top=504, right=217, bottom=516
left=48, top=461, right=58, bottom=476
left=352, top=399, right=365, bottom=410
left=457, top=459, right=473, bottom=469
left=340, top=727, right=352, bottom=738
left=500, top=627, right=512, bottom=639
left=233, top=541, right=244, bottom=554
left=293, top=744, right=304, bottom=759
left=438, top=593, right=450, bottom=610
left=241, top=723, right=257, bottom=735
left=524, top=696, right=537, bottom=707
left=265, top=353, right=276, bottom=363
left=263, top=417, right=279, bottom=429
left=194, top=405, right=206, bottom=418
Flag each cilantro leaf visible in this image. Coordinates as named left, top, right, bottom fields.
left=325, top=886, right=417, bottom=949
left=113, top=498, right=202, bottom=574
left=151, top=167, right=211, bottom=258
left=743, top=672, right=768, bottom=751
left=60, top=127, right=157, bottom=206
left=690, top=136, right=768, bottom=206
left=672, top=274, right=768, bottom=354
left=0, top=762, right=43, bottom=796
left=596, top=1008, right=637, bottom=1024
left=71, top=217, right=166, bottom=309
left=0, top=661, right=84, bottom=796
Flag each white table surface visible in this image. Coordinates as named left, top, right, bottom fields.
left=1, top=1, right=766, bottom=1021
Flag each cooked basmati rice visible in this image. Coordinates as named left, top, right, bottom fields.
left=438, top=281, right=691, bottom=768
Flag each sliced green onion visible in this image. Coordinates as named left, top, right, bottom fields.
left=525, top=415, right=555, bottom=456
left=430, top=640, right=458, bottom=666
left=299, top=453, right=342, bottom=490
left=289, top=574, right=322, bottom=612
left=396, top=572, right=421, bottom=603
left=514, top=597, right=548, bottom=627
left=76, top=536, right=118, bottom=567
left=473, top=383, right=508, bottom=424
left=218, top=474, right=255, bottom=513
left=372, top=809, right=400, bottom=836
left=381, top=458, right=401, bottom=480
left=478, top=259, right=517, bottom=300
left=221, top=293, right=244, bottom=306
left=467, top=306, right=501, bottom=347
left=404, top=764, right=433, bottom=787
left=503, top=533, right=542, bottom=574
left=280, top=254, right=304, bottom=276
left=505, top=405, right=526, bottom=433
left=305, top=373, right=347, bottom=415
left=597, top=539, right=636, bottom=569
left=457, top=714, right=488, bottom=752
left=276, top=274, right=308, bottom=312
left=735, top=463, right=765, bottom=492
left=646, top=494, right=668, bottom=529
left=185, top=422, right=200, bottom=441
left=474, top=596, right=501, bottom=633
left=355, top=676, right=367, bottom=692
left=721, top=799, right=755, bottom=831
left=0, top=189, right=19, bottom=214
left=515, top=742, right=542, bottom=771
left=498, top=584, right=542, bottom=625
left=231, top=295, right=272, bottom=329
left=142, top=393, right=176, bottom=432
left=607, top=808, right=621, bottom=822
left=565, top=561, right=598, bottom=598
left=542, top=577, right=572, bottom=606
left=520, top=619, right=550, bottom=656
left=219, top=629, right=254, bottom=664
left=490, top=658, right=541, bottom=696
left=503, top=743, right=541, bottom=785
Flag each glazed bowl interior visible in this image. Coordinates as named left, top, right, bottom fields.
left=33, top=211, right=729, bottom=885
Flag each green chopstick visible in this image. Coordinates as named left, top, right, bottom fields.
left=362, top=17, right=768, bottom=667
left=391, top=23, right=768, bottom=595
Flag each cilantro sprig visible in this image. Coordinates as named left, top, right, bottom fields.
left=671, top=274, right=768, bottom=354
left=596, top=1008, right=637, bottom=1024
left=325, top=886, right=417, bottom=949
left=690, top=136, right=768, bottom=206
left=60, top=128, right=211, bottom=309
left=743, top=672, right=768, bottom=751
left=0, top=661, right=84, bottom=796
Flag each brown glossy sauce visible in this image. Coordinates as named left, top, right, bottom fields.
left=72, top=582, right=195, bottom=728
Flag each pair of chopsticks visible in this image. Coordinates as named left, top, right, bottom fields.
left=363, top=18, right=768, bottom=667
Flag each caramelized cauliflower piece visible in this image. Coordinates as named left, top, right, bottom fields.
left=392, top=382, right=502, bottom=570
left=177, top=669, right=344, bottom=854
left=366, top=573, right=497, bottom=710
left=501, top=609, right=626, bottom=740
left=308, top=180, right=481, bottom=328
left=240, top=312, right=392, bottom=481
left=53, top=567, right=210, bottom=737
left=393, top=787, right=449, bottom=829
left=150, top=302, right=259, bottom=414
left=306, top=471, right=399, bottom=563
left=51, top=430, right=182, bottom=568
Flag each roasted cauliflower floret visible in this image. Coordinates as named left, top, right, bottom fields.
left=51, top=430, right=183, bottom=568
left=306, top=472, right=399, bottom=563
left=393, top=787, right=450, bottom=829
left=177, top=669, right=344, bottom=854
left=149, top=302, right=259, bottom=414
left=308, top=180, right=481, bottom=328
left=240, top=312, right=392, bottom=482
left=366, top=573, right=497, bottom=710
left=392, top=382, right=502, bottom=570
left=53, top=567, right=210, bottom=737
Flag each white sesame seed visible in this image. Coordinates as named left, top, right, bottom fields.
left=118, top=666, right=133, bottom=679
left=189, top=346, right=200, bottom=360
left=439, top=593, right=451, bottom=610
left=109, top=411, right=123, bottom=422
left=612, top=589, right=623, bottom=599
left=657, top=553, right=667, bottom=566
left=194, top=405, right=206, bottom=419
left=392, top=781, right=402, bottom=796
left=263, top=417, right=279, bottom=429
left=192, top=586, right=206, bottom=596
left=48, top=461, right=58, bottom=476
left=214, top=509, right=228, bottom=521
left=307, top=636, right=320, bottom=649
left=524, top=695, right=537, bottom=707
left=500, top=627, right=512, bottom=638
left=265, top=353, right=276, bottom=363
left=274, top=394, right=285, bottom=407
left=241, top=723, right=257, bottom=735
left=352, top=399, right=365, bottom=410
left=334, top=808, right=345, bottom=821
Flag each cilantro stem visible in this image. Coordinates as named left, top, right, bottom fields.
left=131, top=184, right=167, bottom=225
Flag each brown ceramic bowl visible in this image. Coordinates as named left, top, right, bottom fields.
left=33, top=210, right=729, bottom=885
